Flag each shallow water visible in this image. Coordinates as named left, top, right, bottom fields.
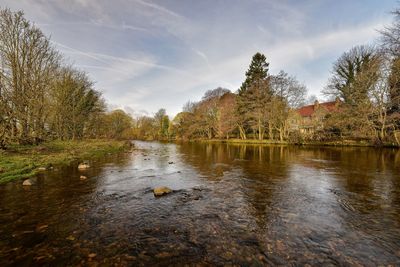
left=1, top=141, right=400, bottom=266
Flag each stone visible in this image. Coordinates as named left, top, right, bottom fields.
left=80, top=175, right=87, bottom=180
left=156, top=252, right=171, bottom=258
left=36, top=224, right=48, bottom=232
left=153, top=186, right=172, bottom=197
left=22, top=179, right=33, bottom=186
left=38, top=164, right=53, bottom=171
left=168, top=161, right=174, bottom=164
left=88, top=253, right=96, bottom=258
left=78, top=163, right=90, bottom=170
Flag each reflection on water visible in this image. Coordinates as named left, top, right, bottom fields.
left=1, top=141, right=400, bottom=266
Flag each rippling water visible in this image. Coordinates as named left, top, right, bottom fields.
left=1, top=141, right=400, bottom=266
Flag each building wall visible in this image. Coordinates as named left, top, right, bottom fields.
left=288, top=102, right=334, bottom=135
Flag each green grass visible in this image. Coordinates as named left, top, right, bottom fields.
left=0, top=140, right=131, bottom=184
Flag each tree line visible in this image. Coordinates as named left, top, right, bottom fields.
left=0, top=9, right=133, bottom=148
left=133, top=64, right=308, bottom=142
left=1, top=6, right=399, bottom=147
left=133, top=6, right=400, bottom=146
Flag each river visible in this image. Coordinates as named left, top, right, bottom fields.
left=1, top=141, right=400, bottom=266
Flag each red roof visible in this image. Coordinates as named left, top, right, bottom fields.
left=297, top=101, right=338, bottom=117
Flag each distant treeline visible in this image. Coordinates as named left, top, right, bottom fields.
left=0, top=9, right=133, bottom=148
left=132, top=6, right=400, bottom=146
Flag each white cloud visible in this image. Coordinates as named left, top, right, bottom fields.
left=132, top=0, right=183, bottom=19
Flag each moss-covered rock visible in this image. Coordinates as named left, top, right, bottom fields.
left=153, top=186, right=172, bottom=197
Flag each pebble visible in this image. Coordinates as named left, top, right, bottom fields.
left=78, top=163, right=90, bottom=170
left=22, top=179, right=32, bottom=186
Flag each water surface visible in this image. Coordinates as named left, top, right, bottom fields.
left=1, top=141, right=400, bottom=266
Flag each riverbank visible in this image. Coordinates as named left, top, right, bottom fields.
left=191, top=138, right=400, bottom=148
left=0, top=140, right=132, bottom=184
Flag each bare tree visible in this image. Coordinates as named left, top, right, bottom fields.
left=202, top=87, right=230, bottom=101
left=50, top=67, right=104, bottom=140
left=380, top=7, right=400, bottom=57
left=270, top=70, right=307, bottom=108
left=0, top=9, right=60, bottom=144
left=323, top=45, right=379, bottom=106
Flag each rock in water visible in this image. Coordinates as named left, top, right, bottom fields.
left=22, top=179, right=32, bottom=186
left=80, top=175, right=87, bottom=180
left=38, top=164, right=53, bottom=171
left=78, top=163, right=90, bottom=170
left=88, top=253, right=96, bottom=258
left=153, top=186, right=172, bottom=197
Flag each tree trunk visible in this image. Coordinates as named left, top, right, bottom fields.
left=258, top=119, right=263, bottom=140
left=238, top=125, right=247, bottom=140
left=268, top=122, right=273, bottom=140
left=394, top=130, right=400, bottom=146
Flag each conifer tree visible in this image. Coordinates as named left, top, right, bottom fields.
left=236, top=52, right=271, bottom=140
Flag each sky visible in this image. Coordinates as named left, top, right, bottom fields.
left=0, top=0, right=398, bottom=117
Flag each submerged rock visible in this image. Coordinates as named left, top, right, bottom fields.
left=153, top=186, right=172, bottom=197
left=66, top=235, right=75, bottom=241
left=88, top=253, right=96, bottom=258
left=78, top=163, right=90, bottom=170
left=22, top=179, right=33, bottom=186
left=38, top=164, right=53, bottom=171
left=156, top=252, right=171, bottom=258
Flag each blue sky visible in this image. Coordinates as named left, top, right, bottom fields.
left=0, top=0, right=398, bottom=116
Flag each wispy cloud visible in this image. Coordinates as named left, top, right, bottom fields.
left=53, top=41, right=190, bottom=76
left=52, top=41, right=110, bottom=64
left=268, top=20, right=388, bottom=67
left=132, top=0, right=183, bottom=19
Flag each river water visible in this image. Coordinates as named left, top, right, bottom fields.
left=1, top=141, right=400, bottom=266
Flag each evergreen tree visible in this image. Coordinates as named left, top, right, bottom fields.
left=238, top=53, right=269, bottom=95
left=236, top=52, right=271, bottom=140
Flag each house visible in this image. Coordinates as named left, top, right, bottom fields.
left=289, top=99, right=340, bottom=135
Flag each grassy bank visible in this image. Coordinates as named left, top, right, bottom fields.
left=0, top=140, right=132, bottom=184
left=194, top=138, right=400, bottom=147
